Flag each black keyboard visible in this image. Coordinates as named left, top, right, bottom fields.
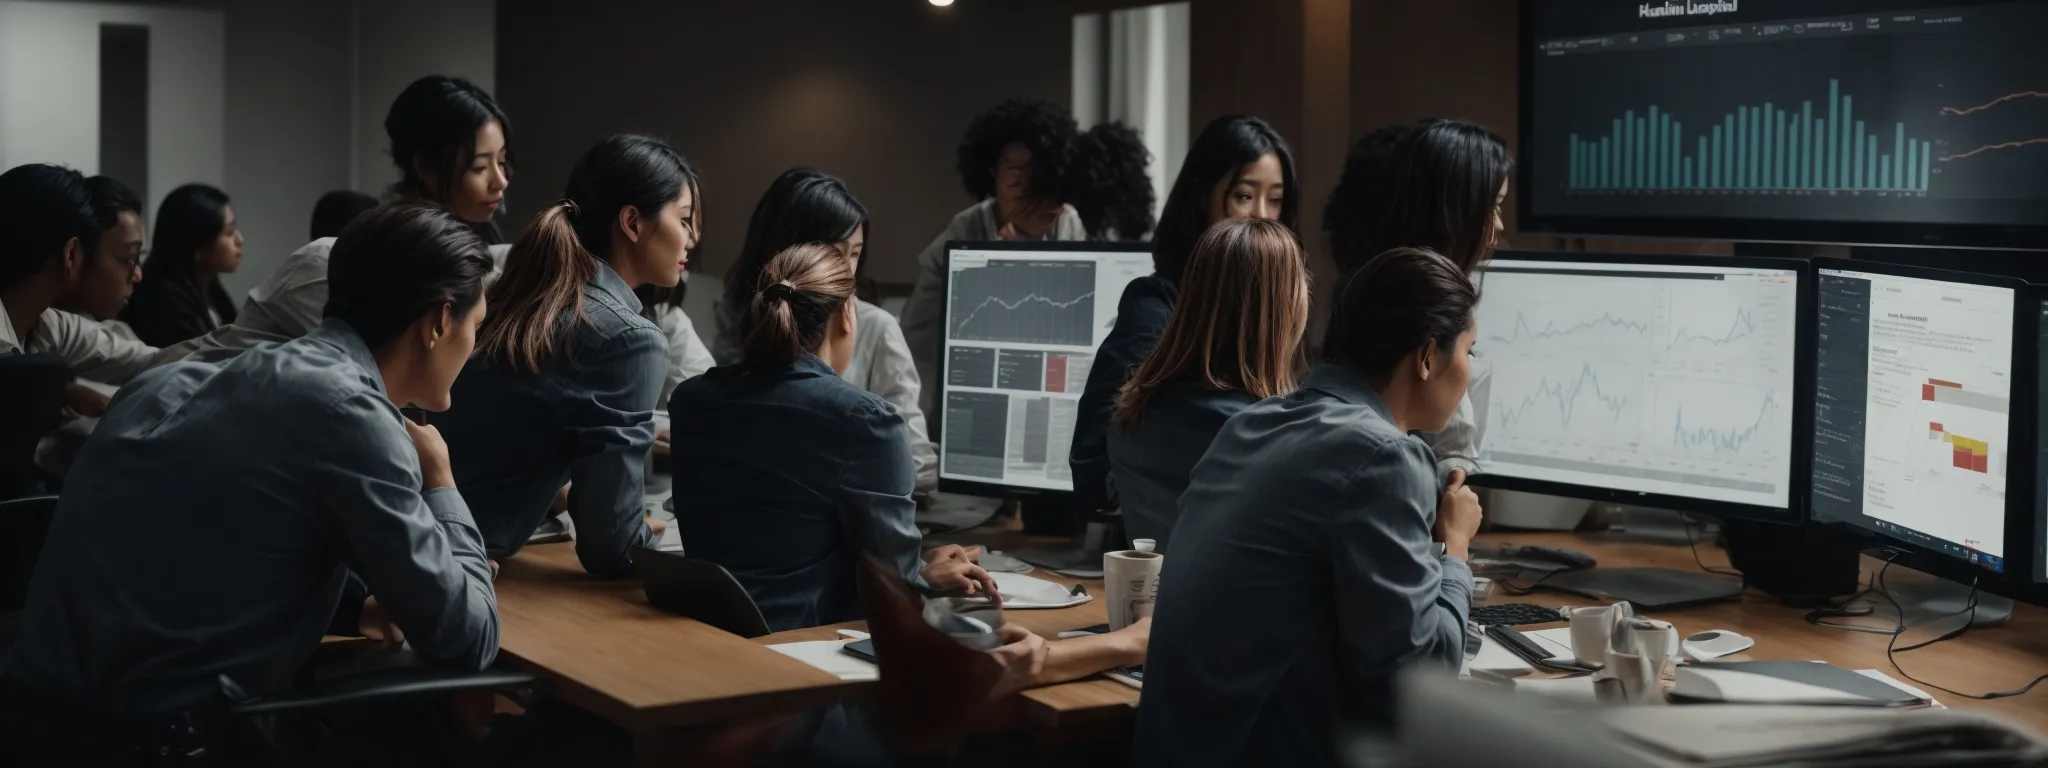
left=1470, top=603, right=1565, bottom=627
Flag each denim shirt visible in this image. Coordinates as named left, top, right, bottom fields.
left=1107, top=386, right=1253, bottom=552
left=1070, top=273, right=1178, bottom=512
left=4, top=319, right=499, bottom=713
left=1133, top=364, right=1474, bottom=768
left=668, top=354, right=926, bottom=633
left=436, top=259, right=663, bottom=578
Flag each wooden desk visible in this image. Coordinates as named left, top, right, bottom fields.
left=493, top=543, right=854, bottom=735
left=1485, top=531, right=2048, bottom=735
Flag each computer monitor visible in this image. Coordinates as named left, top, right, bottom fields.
left=935, top=241, right=1153, bottom=498
left=1466, top=251, right=1808, bottom=522
left=1809, top=257, right=2026, bottom=575
left=1519, top=0, right=2048, bottom=249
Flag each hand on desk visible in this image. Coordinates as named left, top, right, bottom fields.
left=988, top=617, right=1151, bottom=696
left=923, top=546, right=1000, bottom=606
left=988, top=624, right=1050, bottom=699
left=358, top=596, right=405, bottom=649
left=653, top=429, right=671, bottom=458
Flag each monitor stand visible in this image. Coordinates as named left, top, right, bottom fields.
left=1877, top=577, right=2013, bottom=631
left=1009, top=519, right=1115, bottom=578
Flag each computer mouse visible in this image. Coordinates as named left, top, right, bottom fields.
left=1682, top=629, right=1754, bottom=661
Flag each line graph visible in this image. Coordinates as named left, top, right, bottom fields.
left=1671, top=391, right=1779, bottom=454
left=1940, top=90, right=2048, bottom=116
left=1940, top=137, right=2048, bottom=162
left=1486, top=311, right=1651, bottom=345
left=1496, top=363, right=1635, bottom=434
left=948, top=260, right=1098, bottom=346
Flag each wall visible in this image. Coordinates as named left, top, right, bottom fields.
left=495, top=0, right=1074, bottom=290
left=0, top=1, right=225, bottom=233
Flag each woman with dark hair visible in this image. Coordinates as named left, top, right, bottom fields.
left=898, top=99, right=1088, bottom=417
left=2, top=203, right=499, bottom=760
left=711, top=168, right=939, bottom=494
left=1109, top=219, right=1308, bottom=552
left=1134, top=248, right=1483, bottom=768
left=433, top=134, right=693, bottom=579
left=672, top=243, right=993, bottom=630
left=1070, top=114, right=1298, bottom=513
left=121, top=183, right=242, bottom=347
left=165, top=75, right=513, bottom=362
left=1071, top=121, right=1158, bottom=241
left=1323, top=118, right=1512, bottom=481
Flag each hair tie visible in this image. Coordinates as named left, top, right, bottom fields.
left=560, top=199, right=580, bottom=218
left=764, top=281, right=798, bottom=301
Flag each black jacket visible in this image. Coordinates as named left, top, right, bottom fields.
left=122, top=274, right=237, bottom=348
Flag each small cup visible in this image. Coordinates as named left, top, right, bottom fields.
left=1568, top=602, right=1633, bottom=668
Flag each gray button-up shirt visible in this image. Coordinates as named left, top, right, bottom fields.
left=4, top=318, right=499, bottom=713
left=1133, top=363, right=1473, bottom=768
left=435, top=259, right=663, bottom=578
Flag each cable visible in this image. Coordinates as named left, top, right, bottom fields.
left=1871, top=555, right=2048, bottom=701
left=1680, top=515, right=1745, bottom=579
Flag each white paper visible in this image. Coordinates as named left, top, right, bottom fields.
left=1673, top=667, right=1874, bottom=704
left=1514, top=675, right=1600, bottom=702
left=991, top=571, right=1092, bottom=609
left=767, top=640, right=878, bottom=681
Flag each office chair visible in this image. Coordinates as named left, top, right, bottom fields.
left=633, top=547, right=773, bottom=638
left=856, top=554, right=1008, bottom=759
left=0, top=354, right=67, bottom=500
left=0, top=494, right=57, bottom=652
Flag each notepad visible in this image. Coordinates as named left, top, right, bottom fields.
left=767, top=640, right=879, bottom=681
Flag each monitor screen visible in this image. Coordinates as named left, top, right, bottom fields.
left=1521, top=0, right=2048, bottom=247
left=1471, top=256, right=1801, bottom=514
left=1811, top=265, right=2015, bottom=572
left=937, top=244, right=1153, bottom=493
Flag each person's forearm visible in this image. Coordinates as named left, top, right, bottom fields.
left=1032, top=629, right=1145, bottom=687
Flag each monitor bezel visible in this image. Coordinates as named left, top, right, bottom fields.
left=933, top=239, right=1155, bottom=501
left=1462, top=249, right=1815, bottom=525
left=2029, top=287, right=2048, bottom=585
left=1515, top=0, right=2048, bottom=252
left=1806, top=256, right=2037, bottom=581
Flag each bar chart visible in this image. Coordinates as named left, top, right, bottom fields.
left=1566, top=79, right=1933, bottom=193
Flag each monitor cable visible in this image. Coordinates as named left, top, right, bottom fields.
left=1865, top=555, right=2048, bottom=701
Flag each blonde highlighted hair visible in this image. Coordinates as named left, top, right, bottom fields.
left=1114, top=218, right=1309, bottom=430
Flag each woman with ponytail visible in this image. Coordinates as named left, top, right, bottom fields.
left=668, top=243, right=997, bottom=632
left=432, top=134, right=695, bottom=579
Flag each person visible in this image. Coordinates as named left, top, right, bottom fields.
left=163, top=74, right=512, bottom=362
left=1324, top=118, right=1512, bottom=480
left=0, top=165, right=157, bottom=384
left=711, top=168, right=938, bottom=495
left=1132, top=247, right=1484, bottom=768
left=1108, top=219, right=1307, bottom=552
left=639, top=283, right=715, bottom=418
left=1070, top=121, right=1157, bottom=241
left=120, top=183, right=242, bottom=347
left=433, top=133, right=689, bottom=579
left=1070, top=115, right=1297, bottom=513
left=898, top=99, right=1087, bottom=416
left=56, top=175, right=147, bottom=325
left=672, top=242, right=996, bottom=631
left=311, top=189, right=380, bottom=240
left=0, top=202, right=499, bottom=762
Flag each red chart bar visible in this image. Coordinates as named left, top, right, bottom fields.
left=1927, top=378, right=1962, bottom=389
left=1045, top=354, right=1068, bottom=393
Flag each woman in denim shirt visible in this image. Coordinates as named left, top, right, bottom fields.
left=434, top=134, right=696, bottom=579
left=670, top=243, right=996, bottom=632
left=1134, top=248, right=1486, bottom=767
left=1069, top=115, right=1299, bottom=513
left=1108, top=218, right=1309, bottom=552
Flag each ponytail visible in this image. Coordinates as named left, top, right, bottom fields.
left=477, top=133, right=697, bottom=372
left=738, top=242, right=854, bottom=369
left=476, top=201, right=594, bottom=371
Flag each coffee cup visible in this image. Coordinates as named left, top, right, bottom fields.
left=1104, top=549, right=1163, bottom=630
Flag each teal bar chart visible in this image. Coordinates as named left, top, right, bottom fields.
left=1566, top=79, right=1930, bottom=193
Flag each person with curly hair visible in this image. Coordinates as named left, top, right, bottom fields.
left=898, top=99, right=1087, bottom=417
left=1071, top=121, right=1157, bottom=241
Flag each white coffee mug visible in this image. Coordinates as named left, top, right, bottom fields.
left=1568, top=601, right=1634, bottom=668
left=1103, top=549, right=1163, bottom=631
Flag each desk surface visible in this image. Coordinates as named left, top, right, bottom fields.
left=493, top=543, right=851, bottom=732
left=495, top=526, right=2048, bottom=740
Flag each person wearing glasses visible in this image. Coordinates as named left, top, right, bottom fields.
left=0, top=168, right=159, bottom=394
